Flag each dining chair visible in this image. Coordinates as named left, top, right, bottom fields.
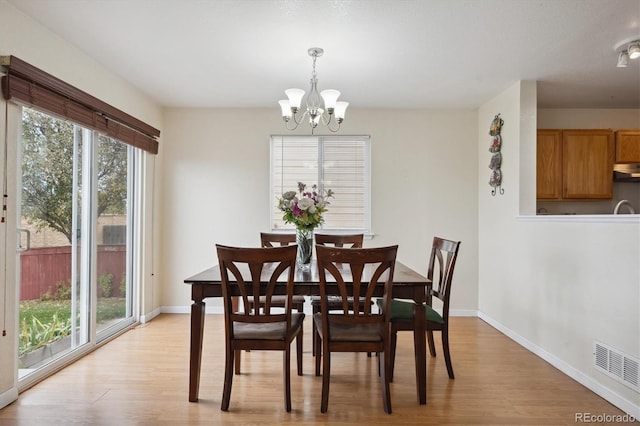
left=314, top=244, right=398, bottom=414
left=216, top=244, right=305, bottom=412
left=235, top=232, right=306, bottom=374
left=311, top=233, right=367, bottom=356
left=378, top=237, right=461, bottom=380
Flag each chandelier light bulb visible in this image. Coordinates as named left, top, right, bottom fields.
left=320, top=89, right=340, bottom=111
left=285, top=88, right=305, bottom=110
left=334, top=102, right=349, bottom=120
left=279, top=100, right=292, bottom=118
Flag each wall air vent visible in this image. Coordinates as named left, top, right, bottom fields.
left=594, top=341, right=640, bottom=393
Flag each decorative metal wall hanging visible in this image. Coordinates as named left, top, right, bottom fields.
left=488, top=113, right=504, bottom=195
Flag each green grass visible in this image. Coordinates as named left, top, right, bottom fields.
left=19, top=298, right=127, bottom=325
left=19, top=298, right=127, bottom=356
left=96, top=298, right=127, bottom=323
left=20, top=299, right=72, bottom=325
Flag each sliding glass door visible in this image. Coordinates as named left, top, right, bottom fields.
left=95, top=134, right=134, bottom=339
left=17, top=107, right=136, bottom=383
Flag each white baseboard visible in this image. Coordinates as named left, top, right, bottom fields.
left=478, top=311, right=640, bottom=419
left=140, top=307, right=162, bottom=323
left=0, top=386, right=18, bottom=410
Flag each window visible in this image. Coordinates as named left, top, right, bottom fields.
left=270, top=135, right=371, bottom=233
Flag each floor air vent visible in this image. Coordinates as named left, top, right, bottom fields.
left=594, top=341, right=640, bottom=392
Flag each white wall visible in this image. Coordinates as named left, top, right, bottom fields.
left=0, top=0, right=164, bottom=407
left=479, top=82, right=640, bottom=416
left=159, top=107, right=479, bottom=313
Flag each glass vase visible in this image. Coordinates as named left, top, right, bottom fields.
left=295, top=228, right=313, bottom=269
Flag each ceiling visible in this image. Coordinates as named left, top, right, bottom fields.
left=8, top=0, right=640, bottom=110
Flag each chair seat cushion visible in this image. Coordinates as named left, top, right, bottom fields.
left=233, top=312, right=305, bottom=340
left=376, top=298, right=444, bottom=324
left=313, top=313, right=383, bottom=342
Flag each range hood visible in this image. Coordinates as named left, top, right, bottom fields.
left=613, top=163, right=640, bottom=182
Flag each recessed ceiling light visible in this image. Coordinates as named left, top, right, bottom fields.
left=614, top=36, right=640, bottom=66
left=628, top=41, right=640, bottom=59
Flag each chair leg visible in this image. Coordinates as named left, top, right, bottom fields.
left=427, top=329, right=436, bottom=357
left=315, top=330, right=322, bottom=376
left=221, top=344, right=234, bottom=411
left=283, top=346, right=292, bottom=412
left=320, top=347, right=330, bottom=413
left=234, top=349, right=241, bottom=375
left=312, top=306, right=319, bottom=356
left=296, top=327, right=303, bottom=376
left=442, top=327, right=454, bottom=379
left=379, top=349, right=392, bottom=414
left=389, top=330, right=397, bottom=382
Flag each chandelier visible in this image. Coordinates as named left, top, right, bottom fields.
left=278, top=47, right=348, bottom=134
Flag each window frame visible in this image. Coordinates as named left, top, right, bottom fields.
left=269, top=134, right=372, bottom=235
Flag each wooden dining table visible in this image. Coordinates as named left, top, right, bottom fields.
left=183, top=259, right=431, bottom=405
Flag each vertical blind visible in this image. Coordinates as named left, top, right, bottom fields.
left=271, top=135, right=370, bottom=231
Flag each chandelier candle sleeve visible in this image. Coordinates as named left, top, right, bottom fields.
left=279, top=47, right=348, bottom=134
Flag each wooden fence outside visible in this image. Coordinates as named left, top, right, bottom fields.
left=19, top=245, right=126, bottom=300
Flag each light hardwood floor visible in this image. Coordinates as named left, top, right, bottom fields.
left=0, top=314, right=634, bottom=425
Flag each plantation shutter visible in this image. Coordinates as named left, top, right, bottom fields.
left=271, top=136, right=319, bottom=230
left=1, top=55, right=159, bottom=154
left=270, top=135, right=369, bottom=232
left=322, top=138, right=367, bottom=230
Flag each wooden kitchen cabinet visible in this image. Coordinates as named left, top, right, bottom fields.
left=536, top=130, right=562, bottom=199
left=562, top=130, right=614, bottom=199
left=536, top=129, right=614, bottom=200
left=615, top=130, right=640, bottom=163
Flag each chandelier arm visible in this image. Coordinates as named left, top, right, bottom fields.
left=292, top=109, right=308, bottom=126
left=319, top=111, right=332, bottom=126
left=320, top=111, right=341, bottom=132
left=326, top=116, right=341, bottom=133
left=284, top=117, right=300, bottom=131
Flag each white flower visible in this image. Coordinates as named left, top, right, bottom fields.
left=297, top=197, right=314, bottom=211
left=308, top=204, right=316, bottom=214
